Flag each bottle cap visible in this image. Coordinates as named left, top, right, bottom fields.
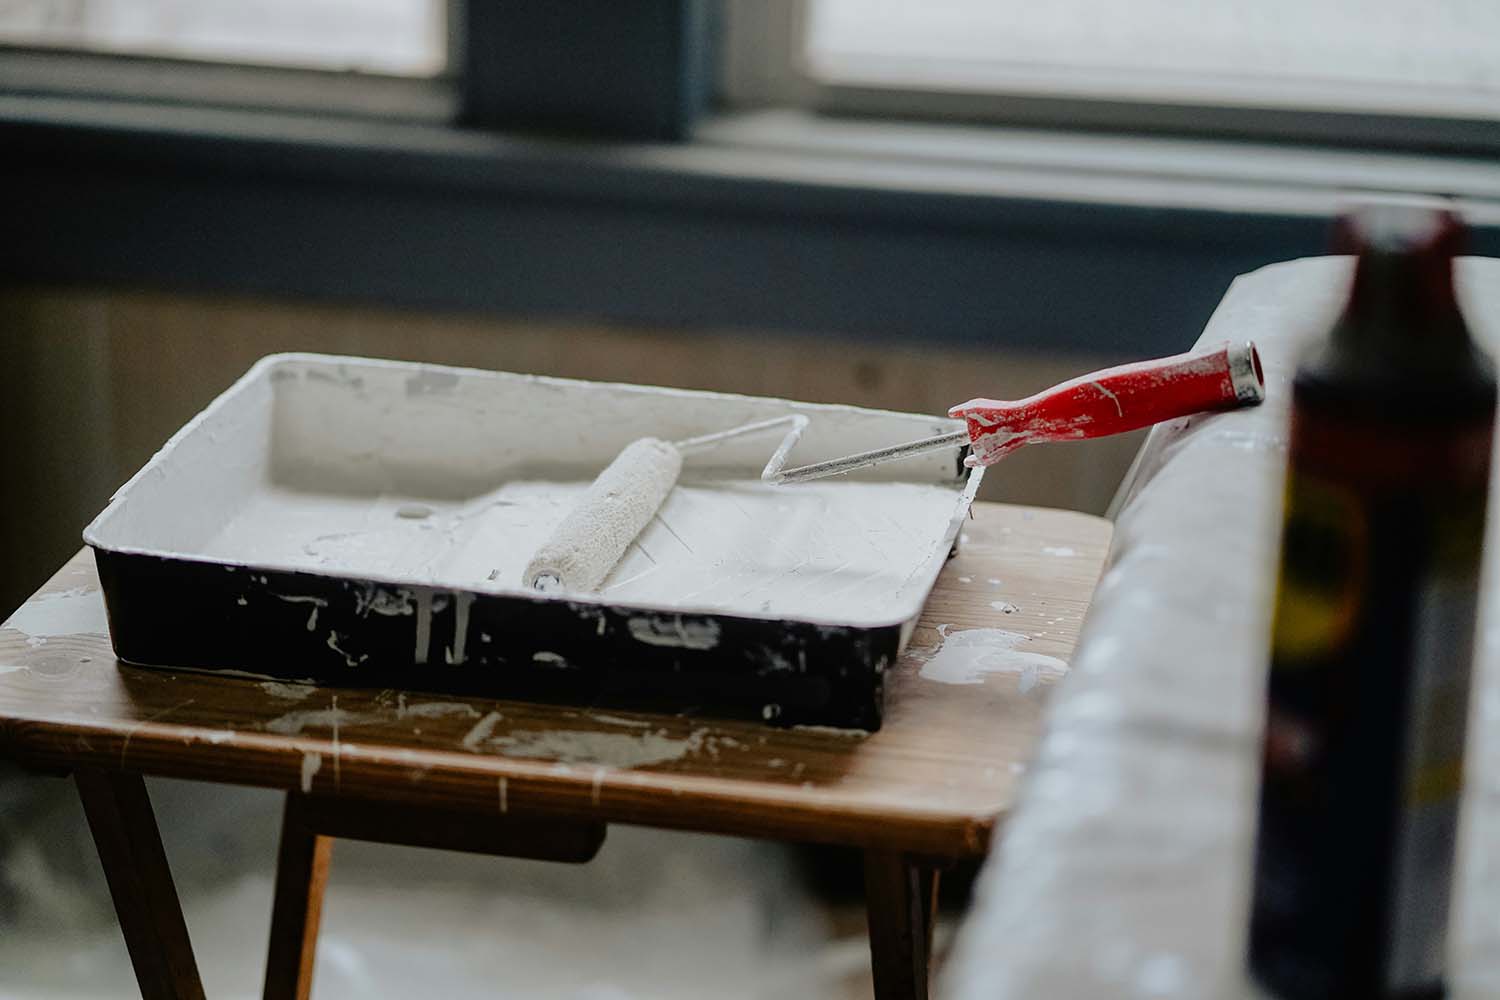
left=1333, top=197, right=1465, bottom=258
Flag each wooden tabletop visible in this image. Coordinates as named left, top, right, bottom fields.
left=0, top=502, right=1109, bottom=859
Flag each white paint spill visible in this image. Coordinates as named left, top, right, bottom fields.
left=203, top=730, right=235, bottom=744
left=260, top=681, right=315, bottom=700
left=300, top=751, right=322, bottom=792
left=265, top=708, right=373, bottom=736
left=958, top=576, right=973, bottom=584
left=461, top=711, right=504, bottom=750
left=397, top=700, right=479, bottom=720
left=917, top=627, right=1068, bottom=687
left=790, top=724, right=868, bottom=738
left=626, top=616, right=721, bottom=650
left=1042, top=546, right=1077, bottom=557
left=987, top=578, right=1002, bottom=586
left=3, top=587, right=109, bottom=639
left=533, top=651, right=567, bottom=667
left=590, top=766, right=607, bottom=805
left=589, top=713, right=653, bottom=728
left=990, top=600, right=1019, bottom=614
left=488, top=728, right=711, bottom=768
left=0, top=664, right=31, bottom=677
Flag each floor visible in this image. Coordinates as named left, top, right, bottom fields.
left=0, top=770, right=919, bottom=998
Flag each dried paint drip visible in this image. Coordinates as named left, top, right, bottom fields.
left=260, top=681, right=315, bottom=701
left=325, top=631, right=367, bottom=667
left=790, top=724, right=869, bottom=738
left=589, top=713, right=654, bottom=729
left=447, top=591, right=475, bottom=664
left=461, top=711, right=504, bottom=750
left=300, top=751, right=322, bottom=793
left=272, top=593, right=327, bottom=631
left=626, top=615, right=720, bottom=650
left=395, top=696, right=479, bottom=720
left=916, top=625, right=1068, bottom=688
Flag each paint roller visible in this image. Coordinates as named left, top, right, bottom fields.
left=524, top=416, right=808, bottom=593
left=525, top=342, right=1264, bottom=593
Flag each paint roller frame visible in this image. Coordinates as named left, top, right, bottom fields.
left=524, top=415, right=812, bottom=594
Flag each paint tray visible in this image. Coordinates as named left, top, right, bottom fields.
left=84, top=354, right=980, bottom=729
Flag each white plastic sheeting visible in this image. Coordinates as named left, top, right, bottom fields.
left=944, top=256, right=1500, bottom=999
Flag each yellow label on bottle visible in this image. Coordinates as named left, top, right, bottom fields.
left=1270, top=472, right=1368, bottom=662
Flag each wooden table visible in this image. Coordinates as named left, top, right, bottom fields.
left=0, top=501, right=1109, bottom=1000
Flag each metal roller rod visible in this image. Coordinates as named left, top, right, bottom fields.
left=762, top=429, right=971, bottom=485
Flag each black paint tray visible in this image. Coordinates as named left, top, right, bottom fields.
left=84, top=354, right=979, bottom=729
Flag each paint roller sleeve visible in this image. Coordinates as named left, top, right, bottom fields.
left=523, top=438, right=684, bottom=593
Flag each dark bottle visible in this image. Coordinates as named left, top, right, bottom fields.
left=1250, top=203, right=1495, bottom=999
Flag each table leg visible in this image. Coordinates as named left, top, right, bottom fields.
left=264, top=794, right=333, bottom=1000
left=863, top=849, right=940, bottom=1000
left=74, top=769, right=205, bottom=1000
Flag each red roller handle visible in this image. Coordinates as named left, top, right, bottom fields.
left=948, top=340, right=1264, bottom=467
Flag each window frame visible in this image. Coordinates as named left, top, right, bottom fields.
left=723, top=0, right=1500, bottom=157
left=0, top=45, right=454, bottom=120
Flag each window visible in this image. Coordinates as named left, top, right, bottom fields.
left=726, top=0, right=1500, bottom=152
left=0, top=0, right=445, bottom=76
